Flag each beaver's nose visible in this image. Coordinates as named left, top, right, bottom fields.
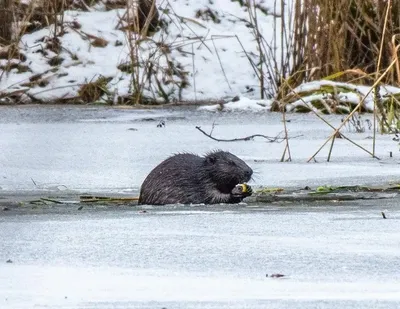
left=245, top=169, right=253, bottom=178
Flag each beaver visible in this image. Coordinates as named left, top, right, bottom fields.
left=138, top=150, right=253, bottom=205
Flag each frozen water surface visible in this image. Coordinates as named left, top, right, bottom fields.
left=1, top=105, right=400, bottom=193
left=1, top=106, right=400, bottom=308
left=1, top=203, right=400, bottom=308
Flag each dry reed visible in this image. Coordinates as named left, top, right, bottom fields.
left=292, top=0, right=400, bottom=85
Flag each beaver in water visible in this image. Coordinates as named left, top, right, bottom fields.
left=138, top=150, right=253, bottom=205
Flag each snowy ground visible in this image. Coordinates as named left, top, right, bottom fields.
left=2, top=0, right=400, bottom=112
left=0, top=0, right=280, bottom=103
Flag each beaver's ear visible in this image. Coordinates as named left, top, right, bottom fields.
left=206, top=155, right=217, bottom=164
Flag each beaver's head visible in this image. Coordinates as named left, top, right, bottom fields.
left=204, top=150, right=253, bottom=194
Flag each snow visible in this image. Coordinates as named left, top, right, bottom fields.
left=198, top=96, right=272, bottom=112
left=2, top=1, right=400, bottom=111
left=287, top=80, right=400, bottom=112
left=1, top=1, right=280, bottom=103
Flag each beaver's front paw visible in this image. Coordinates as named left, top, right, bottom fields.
left=231, top=183, right=253, bottom=198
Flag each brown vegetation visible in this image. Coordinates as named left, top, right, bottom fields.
left=2, top=0, right=400, bottom=112
left=78, top=76, right=112, bottom=103
left=291, top=0, right=400, bottom=86
left=0, top=0, right=14, bottom=44
left=123, top=0, right=159, bottom=35
left=0, top=0, right=127, bottom=46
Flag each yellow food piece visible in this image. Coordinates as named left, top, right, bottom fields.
left=237, top=183, right=248, bottom=193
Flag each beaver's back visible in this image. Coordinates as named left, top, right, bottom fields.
left=138, top=153, right=206, bottom=205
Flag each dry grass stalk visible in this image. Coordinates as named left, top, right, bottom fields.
left=0, top=0, right=14, bottom=45
left=123, top=1, right=192, bottom=104
left=307, top=57, right=397, bottom=162
left=292, top=0, right=400, bottom=85
left=125, top=0, right=159, bottom=35
left=373, top=0, right=391, bottom=155
left=281, top=80, right=379, bottom=161
left=242, top=0, right=297, bottom=100
left=245, top=0, right=266, bottom=99
left=124, top=0, right=160, bottom=104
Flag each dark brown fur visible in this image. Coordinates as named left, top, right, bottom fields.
left=138, top=150, right=253, bottom=205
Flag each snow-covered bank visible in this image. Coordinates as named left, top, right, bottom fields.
left=2, top=0, right=400, bottom=114
left=0, top=0, right=278, bottom=104
left=199, top=96, right=272, bottom=112
left=199, top=80, right=400, bottom=114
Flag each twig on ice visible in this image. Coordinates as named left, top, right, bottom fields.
left=195, top=126, right=301, bottom=143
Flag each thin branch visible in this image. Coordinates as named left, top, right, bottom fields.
left=195, top=126, right=301, bottom=143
